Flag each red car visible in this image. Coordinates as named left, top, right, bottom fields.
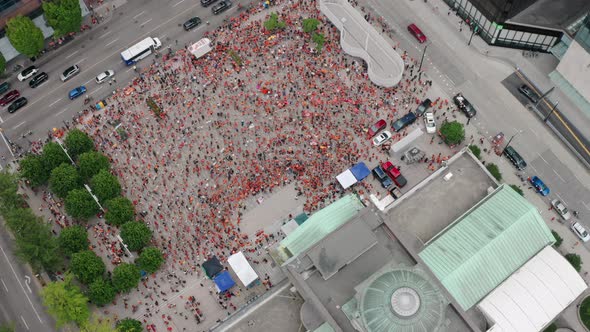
left=408, top=23, right=427, bottom=43
left=0, top=90, right=20, bottom=106
left=381, top=161, right=408, bottom=188
left=367, top=119, right=387, bottom=138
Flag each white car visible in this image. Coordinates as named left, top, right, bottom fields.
left=551, top=199, right=571, bottom=221
left=424, top=111, right=436, bottom=134
left=372, top=130, right=392, bottom=146
left=17, top=66, right=38, bottom=81
left=571, top=222, right=590, bottom=242
left=95, top=70, right=115, bottom=84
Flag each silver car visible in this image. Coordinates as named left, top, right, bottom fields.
left=95, top=70, right=115, bottom=84
left=60, top=65, right=80, bottom=82
left=551, top=199, right=571, bottom=221
left=571, top=222, right=590, bottom=242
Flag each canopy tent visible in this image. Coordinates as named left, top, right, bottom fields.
left=336, top=169, right=357, bottom=189
left=203, top=256, right=224, bottom=279
left=227, top=252, right=259, bottom=288
left=214, top=271, right=236, bottom=293
left=350, top=162, right=370, bottom=181
left=189, top=38, right=212, bottom=59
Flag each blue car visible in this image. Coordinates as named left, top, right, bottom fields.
left=68, top=86, right=87, bottom=100
left=529, top=176, right=550, bottom=196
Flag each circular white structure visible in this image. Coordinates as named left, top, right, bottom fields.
left=391, top=287, right=421, bottom=317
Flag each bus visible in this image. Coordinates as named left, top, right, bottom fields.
left=120, top=37, right=162, bottom=65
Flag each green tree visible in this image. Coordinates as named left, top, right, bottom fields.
left=551, top=230, right=563, bottom=247
left=42, top=0, right=82, bottom=38
left=120, top=222, right=152, bottom=251
left=509, top=184, right=524, bottom=196
left=6, top=16, right=44, bottom=58
left=439, top=121, right=465, bottom=145
left=64, top=129, right=94, bottom=160
left=105, top=197, right=135, bottom=226
left=0, top=323, right=14, bottom=332
left=80, top=314, right=114, bottom=332
left=312, top=32, right=325, bottom=52
left=3, top=208, right=36, bottom=235
left=42, top=142, right=70, bottom=173
left=263, top=12, right=286, bottom=31
left=41, top=274, right=90, bottom=328
left=136, top=247, right=164, bottom=274
left=90, top=169, right=121, bottom=203
left=87, top=278, right=116, bottom=307
left=49, top=163, right=81, bottom=198
left=302, top=18, right=320, bottom=33
left=14, top=215, right=61, bottom=272
left=0, top=52, right=6, bottom=75
left=116, top=318, right=142, bottom=332
left=0, top=171, right=24, bottom=213
left=65, top=188, right=100, bottom=220
left=112, top=263, right=141, bottom=293
left=468, top=144, right=481, bottom=159
left=78, top=151, right=110, bottom=181
left=70, top=250, right=106, bottom=284
left=543, top=323, right=557, bottom=332
left=486, top=163, right=502, bottom=181
left=565, top=253, right=582, bottom=272
left=580, top=296, right=590, bottom=329
left=58, top=225, right=88, bottom=256
left=20, top=154, right=49, bottom=187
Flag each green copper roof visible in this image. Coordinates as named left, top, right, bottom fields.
left=277, top=194, right=364, bottom=262
left=312, top=322, right=335, bottom=332
left=419, top=184, right=555, bottom=310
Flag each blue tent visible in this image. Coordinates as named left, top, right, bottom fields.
left=350, top=162, right=370, bottom=181
left=214, top=271, right=236, bottom=293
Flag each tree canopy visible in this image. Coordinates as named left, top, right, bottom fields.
left=87, top=278, right=116, bottom=307
left=20, top=154, right=48, bottom=187
left=116, top=318, right=142, bottom=332
left=64, top=129, right=94, bottom=159
left=105, top=197, right=135, bottom=226
left=49, top=163, right=81, bottom=198
left=42, top=0, right=82, bottom=38
left=11, top=210, right=61, bottom=272
left=90, top=169, right=121, bottom=203
left=58, top=225, right=89, bottom=256
left=0, top=171, right=24, bottom=213
left=439, top=121, right=465, bottom=145
left=6, top=16, right=44, bottom=58
left=41, top=274, right=90, bottom=328
left=120, top=222, right=152, bottom=252
left=42, top=142, right=71, bottom=173
left=263, top=12, right=286, bottom=31
left=302, top=18, right=320, bottom=33
left=78, top=151, right=110, bottom=181
left=0, top=52, right=6, bottom=75
left=65, top=188, right=100, bottom=220
left=70, top=250, right=106, bottom=284
left=112, top=263, right=141, bottom=293
left=80, top=314, right=114, bottom=332
left=136, top=247, right=164, bottom=274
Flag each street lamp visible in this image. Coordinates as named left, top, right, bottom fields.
left=54, top=137, right=76, bottom=166
left=502, top=130, right=523, bottom=154
left=468, top=25, right=480, bottom=46
left=418, top=43, right=429, bottom=72
left=543, top=101, right=559, bottom=123
left=84, top=184, right=105, bottom=212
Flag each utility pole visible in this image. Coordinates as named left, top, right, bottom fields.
left=418, top=43, right=429, bottom=72
left=534, top=87, right=555, bottom=108
left=543, top=101, right=559, bottom=123
left=468, top=26, right=479, bottom=46
left=502, top=130, right=522, bottom=154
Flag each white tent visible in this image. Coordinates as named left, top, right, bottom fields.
left=336, top=169, right=357, bottom=189
left=189, top=38, right=213, bottom=59
left=227, top=252, right=259, bottom=288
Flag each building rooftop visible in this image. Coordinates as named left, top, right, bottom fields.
left=509, top=0, right=590, bottom=30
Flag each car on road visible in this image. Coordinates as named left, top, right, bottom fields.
left=68, top=86, right=87, bottom=100
left=29, top=72, right=49, bottom=88
left=571, top=222, right=590, bottom=242
left=0, top=90, right=20, bottom=106
left=407, top=23, right=427, bottom=43
left=415, top=98, right=431, bottom=117
left=183, top=17, right=202, bottom=30
left=95, top=70, right=115, bottom=84
left=60, top=65, right=80, bottom=82
left=551, top=199, right=571, bottom=221
left=518, top=84, right=538, bottom=103
left=17, top=66, right=38, bottom=81
left=7, top=97, right=27, bottom=113
left=424, top=111, right=436, bottom=134
left=201, top=0, right=218, bottom=6
left=372, top=165, right=394, bottom=188
left=453, top=93, right=477, bottom=118
left=372, top=130, right=392, bottom=146
left=503, top=146, right=527, bottom=170
left=529, top=176, right=550, bottom=196
left=391, top=112, right=417, bottom=132
left=382, top=161, right=407, bottom=188
left=212, top=0, right=231, bottom=14
left=367, top=119, right=386, bottom=138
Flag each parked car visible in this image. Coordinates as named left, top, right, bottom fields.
left=424, top=111, right=436, bottom=134
left=372, top=165, right=393, bottom=188
left=68, top=86, right=87, bottom=100
left=29, top=72, right=49, bottom=88
left=415, top=98, right=431, bottom=117
left=391, top=112, right=417, bottom=132
left=60, top=65, right=80, bottom=82
left=518, top=85, right=538, bottom=103
left=183, top=17, right=202, bottom=30
left=201, top=0, right=218, bottom=6
left=407, top=23, right=427, bottom=43
left=212, top=0, right=231, bottom=14
left=95, top=70, right=115, bottom=84
left=372, top=130, right=392, bottom=146
left=381, top=161, right=407, bottom=188
left=7, top=97, right=27, bottom=113
left=551, top=199, right=571, bottom=221
left=503, top=146, right=527, bottom=170
left=0, top=90, right=20, bottom=106
left=17, top=66, right=38, bottom=81
left=367, top=119, right=387, bottom=138
left=0, top=82, right=10, bottom=94
left=529, top=176, right=550, bottom=196
left=453, top=93, right=477, bottom=118
left=571, top=222, right=590, bottom=242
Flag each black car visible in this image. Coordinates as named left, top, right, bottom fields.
left=29, top=72, right=49, bottom=88
left=8, top=97, right=27, bottom=113
left=453, top=93, right=477, bottom=118
left=391, top=112, right=417, bottom=132
left=212, top=0, right=231, bottom=14
left=518, top=85, right=538, bottom=103
left=201, top=0, right=218, bottom=6
left=415, top=98, right=431, bottom=117
left=503, top=146, right=527, bottom=170
left=183, top=17, right=202, bottom=31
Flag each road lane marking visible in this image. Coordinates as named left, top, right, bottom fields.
left=13, top=121, right=25, bottom=130
left=0, top=132, right=14, bottom=158
left=555, top=193, right=564, bottom=202
left=75, top=57, right=87, bottom=64
left=0, top=115, right=3, bottom=123
left=20, top=315, right=29, bottom=330
left=105, top=38, right=119, bottom=47
left=552, top=168, right=565, bottom=182
left=173, top=0, right=185, bottom=7
left=84, top=78, right=94, bottom=85
left=92, top=86, right=103, bottom=95
left=1, top=278, right=7, bottom=291
left=65, top=50, right=79, bottom=59
left=99, top=31, right=112, bottom=39
left=49, top=98, right=62, bottom=107
left=537, top=152, right=548, bottom=164
left=0, top=247, right=43, bottom=323
left=54, top=108, right=69, bottom=117
left=133, top=11, right=146, bottom=19
left=142, top=18, right=153, bottom=25
left=583, top=201, right=590, bottom=211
